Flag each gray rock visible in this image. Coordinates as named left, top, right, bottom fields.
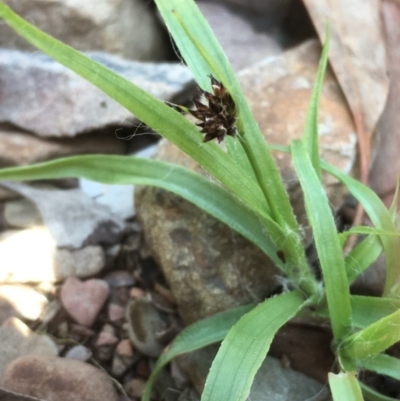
left=135, top=39, right=357, bottom=325
left=2, top=182, right=126, bottom=249
left=206, top=0, right=294, bottom=15
left=0, top=49, right=193, bottom=137
left=64, top=345, right=92, bottom=362
left=3, top=198, right=42, bottom=228
left=55, top=246, right=106, bottom=279
left=196, top=1, right=282, bottom=71
left=0, top=0, right=168, bottom=61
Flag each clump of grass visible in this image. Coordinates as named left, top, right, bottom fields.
left=0, top=1, right=399, bottom=400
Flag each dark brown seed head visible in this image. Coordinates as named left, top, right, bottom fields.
left=188, top=75, right=237, bottom=143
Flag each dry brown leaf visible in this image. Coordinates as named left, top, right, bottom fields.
left=369, top=0, right=400, bottom=206
left=302, top=0, right=389, bottom=183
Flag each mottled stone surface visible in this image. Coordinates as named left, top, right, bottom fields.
left=0, top=355, right=118, bottom=401
left=0, top=0, right=168, bottom=61
left=0, top=50, right=193, bottom=137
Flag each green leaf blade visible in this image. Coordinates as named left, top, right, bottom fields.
left=201, top=291, right=307, bottom=401
left=329, top=372, right=364, bottom=401
left=303, top=23, right=330, bottom=179
left=340, top=308, right=400, bottom=362
left=322, top=161, right=400, bottom=296
left=292, top=140, right=351, bottom=341
left=0, top=155, right=287, bottom=266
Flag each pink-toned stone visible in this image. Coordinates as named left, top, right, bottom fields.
left=96, top=331, right=118, bottom=347
left=116, top=339, right=134, bottom=358
left=108, top=303, right=125, bottom=322
left=60, top=277, right=109, bottom=327
left=0, top=355, right=118, bottom=401
left=129, top=287, right=145, bottom=299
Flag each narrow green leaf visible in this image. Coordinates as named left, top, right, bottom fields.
left=292, top=140, right=351, bottom=341
left=389, top=177, right=400, bottom=218
left=340, top=308, right=400, bottom=362
left=329, top=372, right=364, bottom=401
left=142, top=303, right=255, bottom=401
left=351, top=295, right=400, bottom=328
left=0, top=1, right=271, bottom=224
left=344, top=235, right=382, bottom=284
left=360, top=354, right=400, bottom=381
left=303, top=23, right=330, bottom=179
left=322, top=161, right=400, bottom=296
left=360, top=382, right=399, bottom=401
left=201, top=291, right=307, bottom=401
left=338, top=226, right=400, bottom=241
left=0, top=155, right=288, bottom=267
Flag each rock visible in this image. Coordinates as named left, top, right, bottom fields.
left=250, top=357, right=324, bottom=401
left=125, top=298, right=166, bottom=357
left=135, top=186, right=280, bottom=325
left=2, top=182, right=126, bottom=249
left=96, top=331, right=119, bottom=347
left=112, top=339, right=138, bottom=377
left=0, top=227, right=106, bottom=283
left=61, top=277, right=110, bottom=327
left=108, top=303, right=126, bottom=322
left=0, top=285, right=48, bottom=324
left=0, top=318, right=58, bottom=377
left=135, top=39, right=356, bottom=325
left=0, top=49, right=193, bottom=137
left=130, top=287, right=145, bottom=299
left=0, top=128, right=126, bottom=168
left=196, top=1, right=281, bottom=71
left=3, top=198, right=42, bottom=228
left=64, top=345, right=92, bottom=362
left=104, top=270, right=135, bottom=288
left=0, top=0, right=168, bottom=61
left=0, top=355, right=118, bottom=401
left=123, top=378, right=146, bottom=399
left=116, top=339, right=134, bottom=358
left=55, top=246, right=106, bottom=279
left=0, top=186, right=19, bottom=201
left=211, top=0, right=294, bottom=15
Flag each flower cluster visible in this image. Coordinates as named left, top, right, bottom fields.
left=189, top=76, right=237, bottom=143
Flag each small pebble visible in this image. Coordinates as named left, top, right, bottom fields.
left=124, top=378, right=146, bottom=399
left=104, top=270, right=135, bottom=288
left=64, top=345, right=92, bottom=362
left=116, top=339, right=134, bottom=358
left=96, top=331, right=119, bottom=347
left=129, top=287, right=145, bottom=299
left=60, top=277, right=110, bottom=327
left=108, top=303, right=126, bottom=322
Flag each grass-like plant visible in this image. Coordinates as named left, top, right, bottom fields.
left=0, top=1, right=400, bottom=400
